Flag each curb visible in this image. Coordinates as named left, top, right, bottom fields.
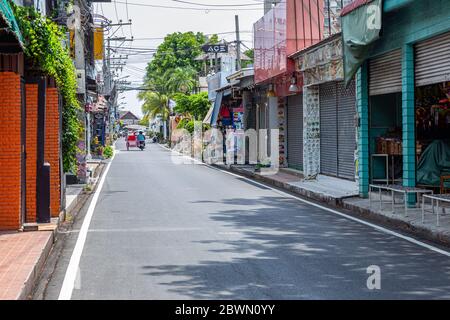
left=217, top=164, right=450, bottom=248
left=24, top=160, right=109, bottom=300
left=18, top=231, right=54, bottom=300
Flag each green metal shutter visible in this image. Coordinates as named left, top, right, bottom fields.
left=369, top=49, right=402, bottom=96
left=337, top=80, right=356, bottom=181
left=320, top=82, right=338, bottom=177
left=415, top=32, right=450, bottom=87
left=287, top=94, right=303, bottom=171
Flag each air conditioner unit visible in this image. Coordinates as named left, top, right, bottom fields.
left=76, top=69, right=86, bottom=94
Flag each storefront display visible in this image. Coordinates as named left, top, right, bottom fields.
left=415, top=82, right=450, bottom=188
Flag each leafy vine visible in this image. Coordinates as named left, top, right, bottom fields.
left=11, top=2, right=81, bottom=173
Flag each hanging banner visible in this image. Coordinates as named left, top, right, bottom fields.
left=342, top=0, right=383, bottom=85
left=94, top=27, right=104, bottom=60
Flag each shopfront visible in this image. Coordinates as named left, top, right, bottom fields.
left=292, top=34, right=357, bottom=180
left=286, top=94, right=303, bottom=171
left=319, top=80, right=356, bottom=180
left=414, top=32, right=450, bottom=190
left=368, top=49, right=403, bottom=185
left=343, top=0, right=450, bottom=196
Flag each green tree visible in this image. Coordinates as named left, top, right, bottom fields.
left=165, top=66, right=198, bottom=93
left=138, top=91, right=170, bottom=121
left=173, top=92, right=211, bottom=121
left=243, top=49, right=254, bottom=68
left=145, top=31, right=216, bottom=84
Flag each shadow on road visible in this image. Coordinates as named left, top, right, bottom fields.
left=141, top=196, right=450, bottom=299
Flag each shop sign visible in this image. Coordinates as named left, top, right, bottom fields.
left=299, top=37, right=344, bottom=86
left=303, top=59, right=344, bottom=86
left=300, top=37, right=342, bottom=71
left=202, top=44, right=228, bottom=53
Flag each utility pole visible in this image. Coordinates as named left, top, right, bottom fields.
left=235, top=15, right=242, bottom=71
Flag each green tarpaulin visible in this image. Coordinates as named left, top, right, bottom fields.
left=342, top=0, right=382, bottom=85
left=0, top=0, right=23, bottom=45
left=417, top=140, right=450, bottom=187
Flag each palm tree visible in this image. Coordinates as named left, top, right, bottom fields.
left=164, top=67, right=198, bottom=94
left=139, top=91, right=170, bottom=120
left=138, top=66, right=199, bottom=142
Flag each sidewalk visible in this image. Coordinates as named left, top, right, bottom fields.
left=0, top=231, right=54, bottom=300
left=227, top=165, right=359, bottom=205
left=0, top=161, right=103, bottom=300
left=218, top=164, right=450, bottom=247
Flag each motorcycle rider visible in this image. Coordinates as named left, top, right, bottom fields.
left=137, top=131, right=146, bottom=148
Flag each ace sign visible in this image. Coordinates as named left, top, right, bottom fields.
left=202, top=44, right=228, bottom=54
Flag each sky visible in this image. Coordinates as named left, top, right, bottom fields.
left=95, top=0, right=267, bottom=118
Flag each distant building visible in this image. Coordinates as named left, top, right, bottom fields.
left=119, top=111, right=140, bottom=126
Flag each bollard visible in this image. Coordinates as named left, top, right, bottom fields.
left=37, top=162, right=51, bottom=223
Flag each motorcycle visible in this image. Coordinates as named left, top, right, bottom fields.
left=138, top=140, right=145, bottom=151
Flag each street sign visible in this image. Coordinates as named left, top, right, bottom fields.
left=202, top=44, right=228, bottom=54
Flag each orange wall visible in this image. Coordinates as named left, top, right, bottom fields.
left=0, top=72, right=22, bottom=230
left=26, top=84, right=38, bottom=223
left=45, top=87, right=61, bottom=218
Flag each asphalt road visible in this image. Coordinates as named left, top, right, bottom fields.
left=42, top=139, right=450, bottom=300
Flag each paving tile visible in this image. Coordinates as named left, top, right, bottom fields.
left=0, top=231, right=53, bottom=300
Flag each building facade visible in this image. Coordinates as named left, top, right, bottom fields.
left=343, top=0, right=450, bottom=197
left=0, top=0, right=65, bottom=230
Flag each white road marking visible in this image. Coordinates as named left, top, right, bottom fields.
left=58, top=152, right=116, bottom=300
left=159, top=144, right=450, bottom=257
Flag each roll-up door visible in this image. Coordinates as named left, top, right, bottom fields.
left=287, top=94, right=303, bottom=171
left=320, top=81, right=356, bottom=180
left=337, top=80, right=356, bottom=180
left=369, top=49, right=402, bottom=96
left=416, top=32, right=450, bottom=87
left=320, top=82, right=338, bottom=176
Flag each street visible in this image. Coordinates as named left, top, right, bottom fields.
left=40, top=140, right=450, bottom=300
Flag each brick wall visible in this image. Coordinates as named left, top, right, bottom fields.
left=26, top=84, right=38, bottom=223
left=0, top=72, right=22, bottom=230
left=45, top=87, right=61, bottom=218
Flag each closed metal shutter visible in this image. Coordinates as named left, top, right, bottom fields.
left=287, top=94, right=303, bottom=171
left=369, top=49, right=402, bottom=96
left=319, top=81, right=356, bottom=180
left=416, top=32, right=450, bottom=87
left=320, top=82, right=338, bottom=176
left=337, top=81, right=356, bottom=180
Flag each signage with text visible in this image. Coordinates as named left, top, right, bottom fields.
left=202, top=44, right=228, bottom=53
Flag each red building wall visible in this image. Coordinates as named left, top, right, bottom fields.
left=45, top=87, right=61, bottom=218
left=0, top=72, right=22, bottom=230
left=254, top=0, right=324, bottom=85
left=26, top=83, right=38, bottom=223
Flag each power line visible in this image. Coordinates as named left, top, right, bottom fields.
left=114, top=1, right=263, bottom=11
left=171, top=0, right=262, bottom=7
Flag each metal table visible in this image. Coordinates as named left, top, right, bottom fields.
left=422, top=194, right=450, bottom=227
left=370, top=184, right=433, bottom=216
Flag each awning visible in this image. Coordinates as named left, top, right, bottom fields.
left=0, top=0, right=23, bottom=47
left=210, top=91, right=223, bottom=126
left=341, top=0, right=383, bottom=85
left=203, top=105, right=214, bottom=124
